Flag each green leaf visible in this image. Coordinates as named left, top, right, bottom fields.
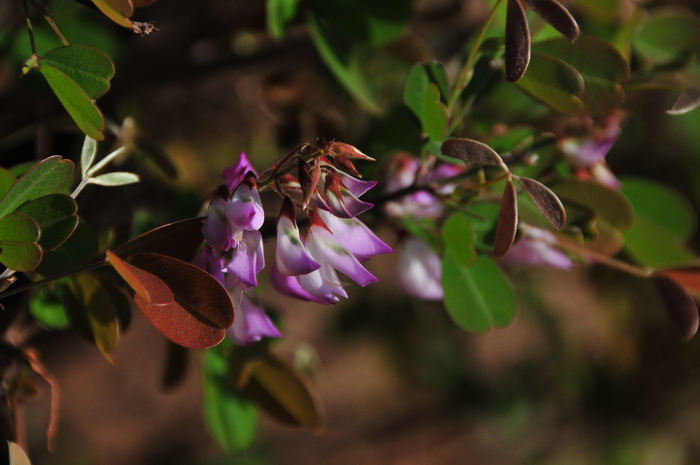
left=87, top=172, right=140, bottom=187
left=621, top=177, right=696, bottom=241
left=42, top=45, right=115, bottom=99
left=0, top=156, right=74, bottom=219
left=267, top=0, right=300, bottom=39
left=90, top=0, right=134, bottom=28
left=128, top=253, right=234, bottom=349
left=17, top=194, right=78, bottom=250
left=306, top=11, right=381, bottom=113
left=442, top=212, right=476, bottom=267
left=552, top=178, right=634, bottom=230
left=203, top=345, right=259, bottom=453
left=516, top=51, right=585, bottom=113
left=442, top=253, right=518, bottom=333
left=425, top=61, right=449, bottom=102
left=36, top=219, right=98, bottom=277
left=623, top=215, right=696, bottom=269
left=29, top=283, right=70, bottom=329
left=0, top=169, right=17, bottom=200
left=38, top=64, right=105, bottom=140
left=404, top=64, right=430, bottom=123
left=532, top=35, right=630, bottom=115
left=80, top=136, right=98, bottom=178
left=632, top=7, right=700, bottom=65
left=0, top=212, right=41, bottom=271
left=243, top=353, right=325, bottom=432
left=115, top=217, right=205, bottom=261
left=423, top=84, right=448, bottom=141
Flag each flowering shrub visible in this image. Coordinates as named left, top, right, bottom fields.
left=3, top=0, right=700, bottom=462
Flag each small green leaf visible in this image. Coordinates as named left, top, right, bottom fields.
left=267, top=0, right=300, bottom=38
left=81, top=136, right=98, bottom=178
left=442, top=212, right=476, bottom=267
left=42, top=46, right=115, bottom=99
left=29, top=283, right=70, bottom=329
left=404, top=64, right=429, bottom=123
left=0, top=169, right=17, bottom=200
left=423, top=83, right=448, bottom=141
left=623, top=215, right=696, bottom=268
left=17, top=194, right=78, bottom=250
left=243, top=353, right=325, bottom=432
left=203, top=345, right=259, bottom=453
left=442, top=253, right=518, bottom=333
left=36, top=219, right=98, bottom=277
left=87, top=172, right=140, bottom=187
left=0, top=212, right=41, bottom=271
left=90, top=0, right=134, bottom=28
left=0, top=156, right=74, bottom=219
left=38, top=64, right=105, bottom=140
left=516, top=51, right=585, bottom=113
left=425, top=61, right=449, bottom=102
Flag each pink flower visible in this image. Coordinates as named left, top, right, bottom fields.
left=227, top=287, right=281, bottom=345
left=275, top=198, right=320, bottom=276
left=396, top=237, right=443, bottom=301
left=500, top=227, right=574, bottom=269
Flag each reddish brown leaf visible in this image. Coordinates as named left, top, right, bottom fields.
left=523, top=0, right=579, bottom=41
left=653, top=275, right=699, bottom=341
left=115, top=217, right=205, bottom=261
left=519, top=177, right=566, bottom=229
left=493, top=180, right=519, bottom=257
left=659, top=267, right=700, bottom=293
left=441, top=138, right=504, bottom=166
left=505, top=0, right=531, bottom=82
left=129, top=253, right=234, bottom=349
left=106, top=250, right=174, bottom=306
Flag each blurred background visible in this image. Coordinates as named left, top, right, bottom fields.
left=3, top=0, right=700, bottom=464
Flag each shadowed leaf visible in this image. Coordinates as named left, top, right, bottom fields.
left=129, top=253, right=234, bottom=349
left=505, top=0, right=531, bottom=82
left=0, top=212, right=41, bottom=271
left=519, top=177, right=566, bottom=229
left=36, top=219, right=98, bottom=277
left=17, top=194, right=78, bottom=250
left=515, top=51, right=584, bottom=113
left=442, top=212, right=476, bottom=267
left=653, top=275, right=699, bottom=341
left=0, top=156, right=74, bottom=219
left=115, top=217, right=205, bottom=261
left=524, top=0, right=579, bottom=40
left=493, top=180, right=518, bottom=257
left=0, top=169, right=16, bottom=200
left=553, top=179, right=634, bottom=230
left=106, top=250, right=174, bottom=306
left=441, top=138, right=504, bottom=166
left=243, top=353, right=324, bottom=433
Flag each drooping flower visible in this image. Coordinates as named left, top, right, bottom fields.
left=275, top=197, right=320, bottom=276
left=499, top=226, right=574, bottom=269
left=396, top=237, right=443, bottom=301
left=227, top=285, right=281, bottom=345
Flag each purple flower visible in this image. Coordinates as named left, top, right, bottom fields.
left=222, top=152, right=257, bottom=191
left=225, top=230, right=265, bottom=288
left=499, top=227, right=574, bottom=269
left=275, top=198, right=320, bottom=276
left=227, top=287, right=281, bottom=345
left=316, top=209, right=392, bottom=261
left=202, top=196, right=234, bottom=252
left=396, top=237, right=443, bottom=301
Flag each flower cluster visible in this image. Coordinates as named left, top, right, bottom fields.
left=195, top=143, right=391, bottom=345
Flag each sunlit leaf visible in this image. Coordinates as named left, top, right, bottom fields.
left=36, top=219, right=98, bottom=277
left=653, top=275, right=699, bottom=341
left=87, top=171, right=140, bottom=187
left=442, top=212, right=476, bottom=267
left=493, top=180, right=518, bottom=257
left=518, top=177, right=566, bottom=229
left=115, top=217, right=205, bottom=261
left=17, top=194, right=78, bottom=250
left=0, top=156, right=74, bottom=219
left=38, top=65, right=105, bottom=140
left=243, top=352, right=325, bottom=433
left=80, top=136, right=98, bottom=178
left=441, top=138, right=504, bottom=166
left=106, top=250, right=174, bottom=306
left=267, top=0, right=300, bottom=39
left=533, top=36, right=630, bottom=115
left=442, top=253, right=518, bottom=332
left=42, top=45, right=115, bottom=99
left=0, top=212, right=41, bottom=271
left=129, top=253, right=234, bottom=349
left=523, top=0, right=579, bottom=40
left=90, top=0, right=134, bottom=28
left=203, top=345, right=259, bottom=453
left=505, top=0, right=531, bottom=82
left=667, top=86, right=700, bottom=116
left=515, top=51, right=585, bottom=113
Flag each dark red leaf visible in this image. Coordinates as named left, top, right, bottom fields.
left=519, top=177, right=566, bottom=229
left=129, top=253, right=234, bottom=349
left=659, top=267, right=700, bottom=293
left=505, top=0, right=531, bottom=82
left=115, top=217, right=205, bottom=261
left=493, top=180, right=519, bottom=257
left=523, top=0, right=579, bottom=41
left=441, top=138, right=504, bottom=166
left=653, top=275, right=699, bottom=341
left=106, top=250, right=174, bottom=305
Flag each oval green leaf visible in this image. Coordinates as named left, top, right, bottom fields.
left=17, top=194, right=78, bottom=250
left=423, top=83, right=448, bottom=141
left=442, top=253, right=518, bottom=333
left=442, top=212, right=476, bottom=267
left=38, top=64, right=105, bottom=140
left=516, top=51, right=585, bottom=113
left=42, top=45, right=115, bottom=99
left=552, top=178, right=634, bottom=230
left=403, top=64, right=429, bottom=124
left=0, top=212, right=41, bottom=271
left=87, top=172, right=140, bottom=187
left=36, top=219, right=98, bottom=277
left=80, top=136, right=98, bottom=178
left=0, top=156, right=74, bottom=219
left=0, top=169, right=16, bottom=200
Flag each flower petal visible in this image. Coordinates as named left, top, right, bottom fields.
left=228, top=291, right=281, bottom=345
left=397, top=237, right=443, bottom=300
left=202, top=196, right=233, bottom=251
left=317, top=209, right=392, bottom=261
left=276, top=215, right=320, bottom=276
left=226, top=230, right=264, bottom=287
left=307, top=225, right=378, bottom=287
left=226, top=184, right=265, bottom=230
left=270, top=262, right=336, bottom=304
left=222, top=152, right=257, bottom=191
